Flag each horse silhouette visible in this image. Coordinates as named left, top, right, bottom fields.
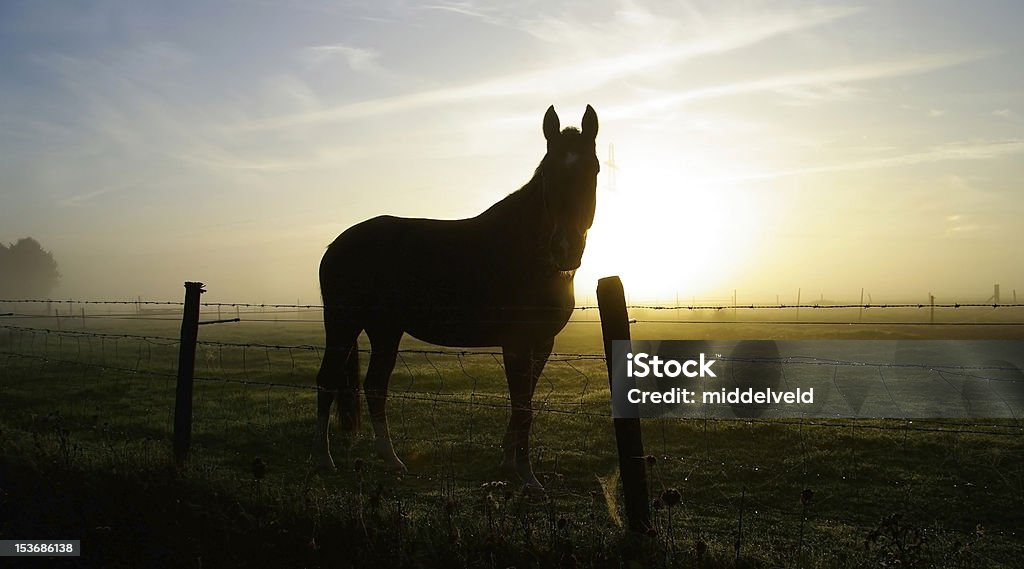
left=315, top=105, right=600, bottom=488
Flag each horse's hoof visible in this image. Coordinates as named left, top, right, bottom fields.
left=383, top=456, right=408, bottom=473
left=502, top=461, right=543, bottom=490
left=521, top=474, right=545, bottom=491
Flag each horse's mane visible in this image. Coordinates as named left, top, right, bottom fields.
left=478, top=164, right=541, bottom=219
left=477, top=126, right=586, bottom=223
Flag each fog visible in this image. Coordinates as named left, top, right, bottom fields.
left=3, top=1, right=1023, bottom=306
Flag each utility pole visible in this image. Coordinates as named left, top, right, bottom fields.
left=603, top=143, right=618, bottom=193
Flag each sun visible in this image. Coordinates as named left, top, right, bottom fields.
left=575, top=149, right=765, bottom=303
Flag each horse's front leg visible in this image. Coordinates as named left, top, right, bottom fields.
left=501, top=339, right=553, bottom=489
left=365, top=329, right=407, bottom=472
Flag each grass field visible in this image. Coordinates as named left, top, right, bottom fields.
left=1, top=306, right=1023, bottom=568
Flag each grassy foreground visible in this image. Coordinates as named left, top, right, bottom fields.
left=1, top=311, right=1022, bottom=568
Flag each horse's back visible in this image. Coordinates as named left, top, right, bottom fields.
left=320, top=214, right=489, bottom=307
left=320, top=214, right=574, bottom=347
left=321, top=214, right=482, bottom=286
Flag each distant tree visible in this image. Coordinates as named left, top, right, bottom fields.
left=0, top=237, right=61, bottom=298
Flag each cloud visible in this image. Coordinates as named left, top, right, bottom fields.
left=946, top=225, right=978, bottom=233
left=993, top=108, right=1020, bottom=120
left=773, top=84, right=865, bottom=106
left=604, top=50, right=994, bottom=120
left=711, top=139, right=1024, bottom=182
left=419, top=2, right=507, bottom=27
left=57, top=187, right=121, bottom=207
left=173, top=143, right=381, bottom=173
left=945, top=216, right=979, bottom=234
left=304, top=43, right=382, bottom=73
left=233, top=4, right=861, bottom=131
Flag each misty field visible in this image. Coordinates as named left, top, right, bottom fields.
left=1, top=308, right=1023, bottom=568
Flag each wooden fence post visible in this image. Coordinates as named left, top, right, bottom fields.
left=174, top=281, right=205, bottom=467
left=597, top=276, right=651, bottom=533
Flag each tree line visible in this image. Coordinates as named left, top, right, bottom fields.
left=0, top=237, right=60, bottom=298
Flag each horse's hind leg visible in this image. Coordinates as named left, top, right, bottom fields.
left=315, top=315, right=361, bottom=471
left=364, top=327, right=406, bottom=472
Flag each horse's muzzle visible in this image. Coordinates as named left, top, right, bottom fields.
left=547, top=227, right=587, bottom=271
left=559, top=256, right=583, bottom=271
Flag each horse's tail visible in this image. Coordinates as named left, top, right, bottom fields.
left=337, top=338, right=361, bottom=432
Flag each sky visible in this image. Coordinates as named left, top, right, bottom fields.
left=1, top=0, right=1023, bottom=304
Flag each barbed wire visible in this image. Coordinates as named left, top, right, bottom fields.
left=632, top=320, right=1024, bottom=326
left=0, top=330, right=608, bottom=419
left=5, top=311, right=1023, bottom=327
left=0, top=298, right=187, bottom=306
left=3, top=332, right=1020, bottom=436
left=6, top=323, right=1023, bottom=378
left=623, top=302, right=1024, bottom=310
left=4, top=348, right=1018, bottom=465
left=0, top=324, right=606, bottom=359
left=4, top=297, right=1024, bottom=310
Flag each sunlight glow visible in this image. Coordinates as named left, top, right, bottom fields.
left=577, top=147, right=767, bottom=301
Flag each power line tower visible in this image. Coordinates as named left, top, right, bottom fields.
left=603, top=143, right=618, bottom=192
left=986, top=284, right=1000, bottom=303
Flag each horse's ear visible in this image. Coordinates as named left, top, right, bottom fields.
left=543, top=106, right=560, bottom=141
left=581, top=105, right=598, bottom=140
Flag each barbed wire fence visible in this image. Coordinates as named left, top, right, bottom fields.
left=2, top=286, right=1024, bottom=564
left=0, top=290, right=617, bottom=509
left=0, top=325, right=610, bottom=461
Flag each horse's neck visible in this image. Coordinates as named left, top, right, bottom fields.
left=479, top=175, right=542, bottom=225
left=473, top=176, right=551, bottom=272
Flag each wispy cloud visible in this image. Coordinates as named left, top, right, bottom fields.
left=233, top=5, right=861, bottom=131
left=993, top=108, right=1020, bottom=120
left=303, top=43, right=382, bottom=73
left=57, top=187, right=121, bottom=207
left=173, top=143, right=382, bottom=173
left=604, top=50, right=995, bottom=119
left=419, top=2, right=508, bottom=27
left=710, top=139, right=1024, bottom=182
left=773, top=84, right=865, bottom=107
left=945, top=211, right=979, bottom=235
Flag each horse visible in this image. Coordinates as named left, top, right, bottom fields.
left=315, top=105, right=600, bottom=488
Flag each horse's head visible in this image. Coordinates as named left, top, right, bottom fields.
left=539, top=105, right=599, bottom=271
